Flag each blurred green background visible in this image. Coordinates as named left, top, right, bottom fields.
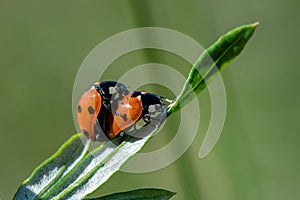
left=1, top=0, right=299, bottom=199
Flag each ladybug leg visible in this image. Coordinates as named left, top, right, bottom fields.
left=119, top=131, right=125, bottom=137
left=134, top=123, right=138, bottom=131
left=143, top=114, right=151, bottom=124
left=160, top=96, right=174, bottom=104
left=119, top=131, right=132, bottom=143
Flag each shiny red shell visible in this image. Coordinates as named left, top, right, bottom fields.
left=76, top=85, right=102, bottom=140
left=105, top=92, right=143, bottom=139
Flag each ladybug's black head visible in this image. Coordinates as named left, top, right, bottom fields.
left=141, top=92, right=163, bottom=107
left=132, top=91, right=164, bottom=115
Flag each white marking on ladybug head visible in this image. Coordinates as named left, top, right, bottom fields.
left=149, top=104, right=164, bottom=113
left=148, top=105, right=157, bottom=113
left=109, top=87, right=117, bottom=94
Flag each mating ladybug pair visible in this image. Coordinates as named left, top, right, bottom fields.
left=76, top=81, right=165, bottom=141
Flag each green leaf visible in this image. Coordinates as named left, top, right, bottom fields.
left=167, top=22, right=258, bottom=115
left=52, top=116, right=164, bottom=200
left=85, top=188, right=176, bottom=200
left=13, top=134, right=89, bottom=200
left=14, top=113, right=165, bottom=200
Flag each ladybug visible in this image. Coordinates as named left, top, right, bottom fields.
left=76, top=81, right=129, bottom=140
left=76, top=81, right=165, bottom=141
left=101, top=91, right=165, bottom=139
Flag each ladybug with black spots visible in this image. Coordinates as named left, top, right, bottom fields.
left=101, top=90, right=165, bottom=139
left=76, top=81, right=165, bottom=141
left=76, top=81, right=129, bottom=140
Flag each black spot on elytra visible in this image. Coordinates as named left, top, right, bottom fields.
left=88, top=106, right=95, bottom=114
left=83, top=130, right=89, bottom=138
left=77, top=105, right=82, bottom=113
left=123, top=114, right=128, bottom=121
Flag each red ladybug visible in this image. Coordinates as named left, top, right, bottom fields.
left=101, top=91, right=164, bottom=139
left=76, top=81, right=165, bottom=141
left=76, top=81, right=129, bottom=140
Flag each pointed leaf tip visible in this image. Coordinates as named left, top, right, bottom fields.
left=167, top=22, right=257, bottom=115
left=252, top=21, right=259, bottom=27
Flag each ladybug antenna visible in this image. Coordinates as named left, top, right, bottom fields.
left=160, top=96, right=175, bottom=104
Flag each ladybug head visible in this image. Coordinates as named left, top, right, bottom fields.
left=76, top=85, right=102, bottom=140
left=132, top=91, right=164, bottom=116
